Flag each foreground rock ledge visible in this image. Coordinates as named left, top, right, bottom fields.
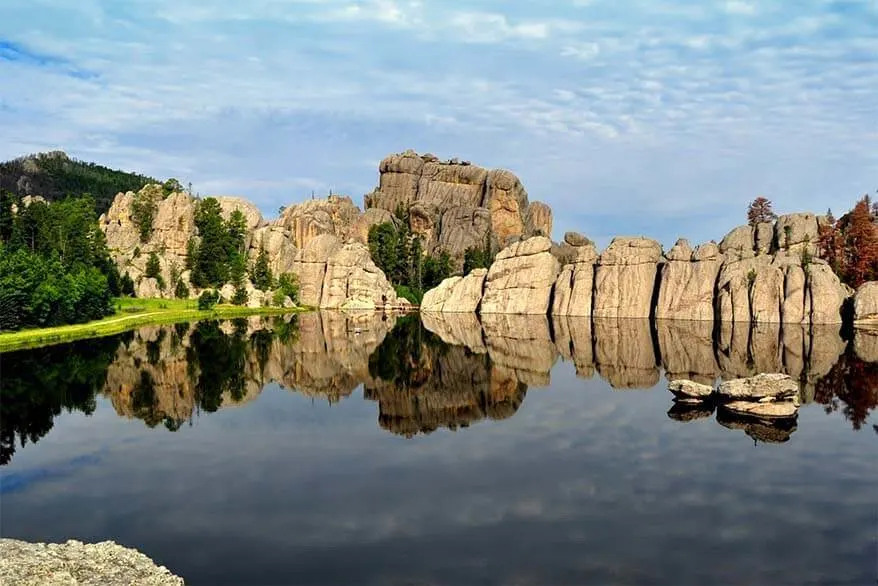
left=0, top=539, right=184, bottom=586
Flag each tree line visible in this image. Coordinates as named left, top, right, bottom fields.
left=0, top=191, right=119, bottom=330
left=367, top=209, right=453, bottom=303
left=184, top=197, right=298, bottom=306
left=0, top=152, right=159, bottom=215
left=747, top=195, right=878, bottom=288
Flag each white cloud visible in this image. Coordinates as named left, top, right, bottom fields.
left=447, top=12, right=568, bottom=42
left=560, top=41, right=600, bottom=60
left=0, top=0, right=875, bottom=245
left=724, top=1, right=757, bottom=15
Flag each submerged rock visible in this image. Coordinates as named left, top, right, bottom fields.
left=0, top=538, right=184, bottom=585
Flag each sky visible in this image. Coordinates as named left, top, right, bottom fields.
left=0, top=0, right=876, bottom=248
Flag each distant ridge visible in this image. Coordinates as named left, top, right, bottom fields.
left=0, top=151, right=159, bottom=214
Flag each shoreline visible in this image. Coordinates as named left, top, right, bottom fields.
left=0, top=299, right=309, bottom=353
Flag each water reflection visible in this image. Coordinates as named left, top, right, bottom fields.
left=1, top=312, right=876, bottom=465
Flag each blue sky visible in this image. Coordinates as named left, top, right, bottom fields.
left=1, top=0, right=875, bottom=247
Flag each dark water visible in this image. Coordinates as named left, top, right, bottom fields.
left=1, top=312, right=876, bottom=585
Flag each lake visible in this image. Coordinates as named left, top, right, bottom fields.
left=1, top=312, right=876, bottom=585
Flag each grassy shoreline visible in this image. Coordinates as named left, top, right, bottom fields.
left=0, top=298, right=308, bottom=352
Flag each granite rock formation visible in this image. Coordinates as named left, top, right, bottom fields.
left=481, top=237, right=560, bottom=314
left=0, top=539, right=184, bottom=586
left=655, top=240, right=723, bottom=321
left=593, top=237, right=662, bottom=319
left=364, top=150, right=553, bottom=268
left=854, top=281, right=878, bottom=321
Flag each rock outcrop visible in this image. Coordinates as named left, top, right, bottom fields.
left=655, top=239, right=723, bottom=321
left=277, top=194, right=361, bottom=249
left=290, top=234, right=402, bottom=310
left=668, top=379, right=714, bottom=401
left=481, top=237, right=560, bottom=314
left=854, top=281, right=878, bottom=321
left=421, top=269, right=487, bottom=313
left=365, top=150, right=553, bottom=268
left=716, top=373, right=799, bottom=401
left=551, top=241, right=598, bottom=316
left=593, top=237, right=662, bottom=319
left=0, top=539, right=184, bottom=586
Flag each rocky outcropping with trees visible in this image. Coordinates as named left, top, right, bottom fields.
left=96, top=150, right=553, bottom=310
left=365, top=150, right=553, bottom=267
left=422, top=195, right=878, bottom=328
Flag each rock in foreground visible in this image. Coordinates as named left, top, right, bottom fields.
left=668, top=379, right=714, bottom=400
left=0, top=538, right=184, bottom=585
left=716, top=373, right=799, bottom=401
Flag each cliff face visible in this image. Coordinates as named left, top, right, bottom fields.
left=99, top=150, right=553, bottom=306
left=424, top=213, right=861, bottom=326
left=365, top=150, right=553, bottom=268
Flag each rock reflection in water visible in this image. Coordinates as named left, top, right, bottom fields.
left=2, top=311, right=877, bottom=465
left=716, top=409, right=798, bottom=444
left=365, top=316, right=526, bottom=437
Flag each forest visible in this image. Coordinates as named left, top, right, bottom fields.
left=366, top=208, right=494, bottom=303
left=0, top=192, right=119, bottom=331
left=0, top=151, right=159, bottom=215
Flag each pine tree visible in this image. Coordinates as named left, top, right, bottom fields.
left=192, top=198, right=230, bottom=287
left=842, top=197, right=878, bottom=287
left=251, top=247, right=273, bottom=290
left=145, top=252, right=161, bottom=279
left=229, top=253, right=248, bottom=305
left=747, top=197, right=777, bottom=226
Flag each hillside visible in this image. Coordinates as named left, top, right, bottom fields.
left=0, top=151, right=159, bottom=214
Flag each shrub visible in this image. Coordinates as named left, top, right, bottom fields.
left=120, top=272, right=135, bottom=296
left=197, top=289, right=219, bottom=310
left=746, top=268, right=757, bottom=290
left=231, top=285, right=248, bottom=306
left=145, top=252, right=161, bottom=278
left=276, top=273, right=299, bottom=304
left=394, top=284, right=423, bottom=304
left=174, top=278, right=190, bottom=299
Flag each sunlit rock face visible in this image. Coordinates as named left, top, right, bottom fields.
left=854, top=281, right=878, bottom=322
left=364, top=150, right=552, bottom=268
left=655, top=240, right=723, bottom=321
left=592, top=237, right=662, bottom=319
left=481, top=237, right=560, bottom=315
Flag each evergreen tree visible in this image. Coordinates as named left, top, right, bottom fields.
left=145, top=252, right=161, bottom=279
left=251, top=247, right=274, bottom=290
left=747, top=197, right=777, bottom=226
left=226, top=210, right=247, bottom=256
left=192, top=198, right=231, bottom=287
left=229, top=253, right=248, bottom=305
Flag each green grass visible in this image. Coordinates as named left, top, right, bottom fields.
left=0, top=297, right=309, bottom=352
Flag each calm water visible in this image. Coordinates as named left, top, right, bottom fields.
left=1, top=312, right=876, bottom=585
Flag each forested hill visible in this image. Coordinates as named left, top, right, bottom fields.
left=0, top=151, right=159, bottom=214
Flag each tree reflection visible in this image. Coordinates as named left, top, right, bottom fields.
left=0, top=337, right=118, bottom=464
left=814, top=349, right=878, bottom=431
left=186, top=320, right=249, bottom=411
